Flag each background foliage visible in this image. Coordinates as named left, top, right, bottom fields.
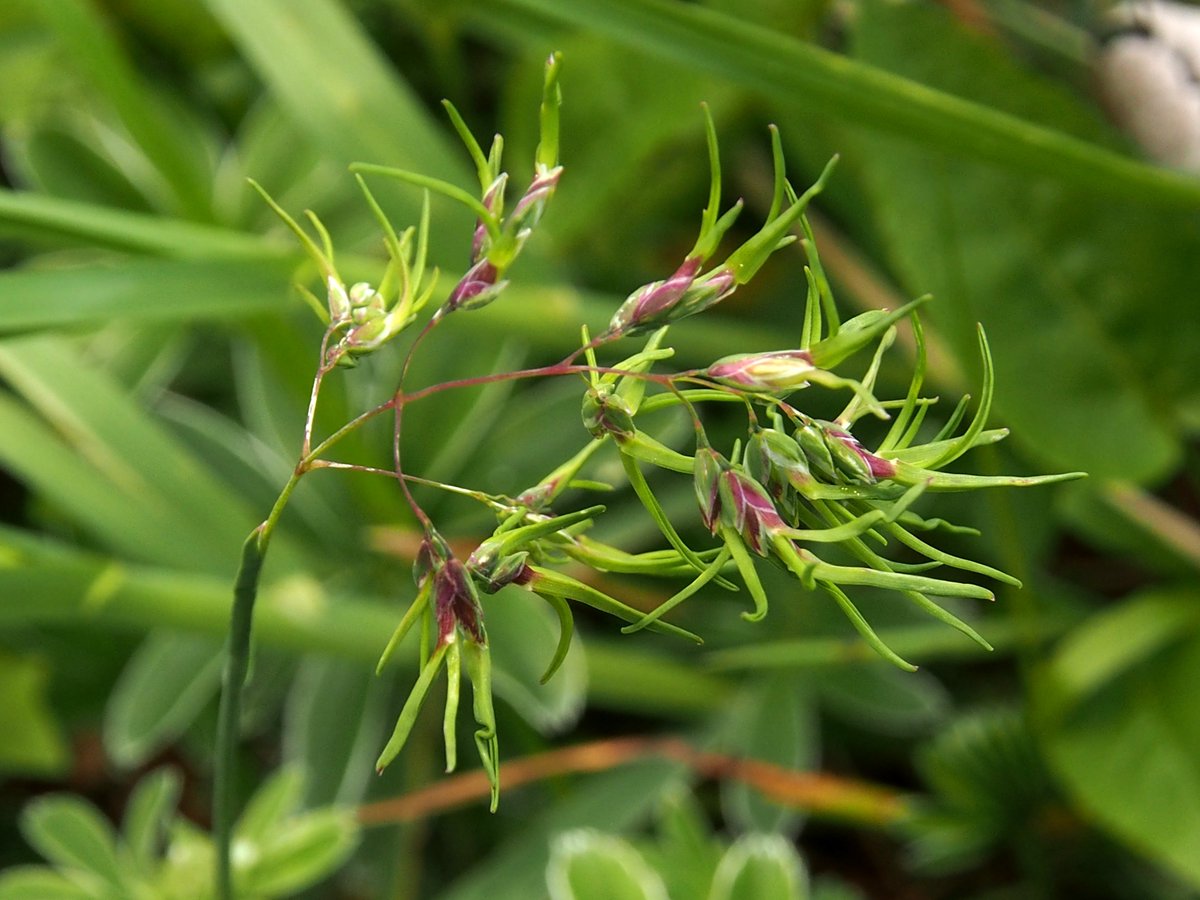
left=1, top=0, right=1199, bottom=897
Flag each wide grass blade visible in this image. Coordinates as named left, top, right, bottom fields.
left=0, top=259, right=291, bottom=334
left=485, top=0, right=1200, bottom=206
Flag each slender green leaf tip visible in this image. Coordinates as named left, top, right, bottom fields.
left=247, top=179, right=334, bottom=282
left=537, top=51, right=564, bottom=171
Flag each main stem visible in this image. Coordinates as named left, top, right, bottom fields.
left=214, top=529, right=266, bottom=900
left=211, top=378, right=391, bottom=897
left=209, top=344, right=681, bottom=896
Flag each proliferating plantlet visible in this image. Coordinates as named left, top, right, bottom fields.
left=214, top=50, right=1083, bottom=898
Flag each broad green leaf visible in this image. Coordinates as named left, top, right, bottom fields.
left=9, top=125, right=153, bottom=212
left=586, top=639, right=732, bottom=718
left=204, top=0, right=472, bottom=258
left=0, top=335, right=268, bottom=571
left=0, top=10, right=65, bottom=125
left=122, top=768, right=182, bottom=871
left=0, top=259, right=291, bottom=334
left=0, top=867, right=98, bottom=900
left=0, top=394, right=190, bottom=567
left=94, top=0, right=226, bottom=69
left=641, top=792, right=723, bottom=900
left=20, top=795, right=125, bottom=889
left=0, top=188, right=282, bottom=258
left=482, top=584, right=588, bottom=734
left=235, top=767, right=304, bottom=846
left=0, top=652, right=68, bottom=775
left=24, top=0, right=213, bottom=218
left=1037, top=589, right=1200, bottom=718
left=282, top=658, right=389, bottom=808
left=441, top=760, right=686, bottom=900
left=818, top=664, right=949, bottom=736
left=1037, top=591, right=1200, bottom=888
left=847, top=1, right=1191, bottom=482
left=237, top=808, right=360, bottom=897
left=157, top=819, right=214, bottom=897
left=481, top=0, right=1200, bottom=206
left=718, top=675, right=818, bottom=835
left=103, top=632, right=225, bottom=768
left=708, top=833, right=809, bottom=900
left=218, top=100, right=341, bottom=230
left=0, top=529, right=397, bottom=665
left=545, top=831, right=669, bottom=900
left=156, top=393, right=352, bottom=545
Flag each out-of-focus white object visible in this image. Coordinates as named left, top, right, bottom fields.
left=1096, top=0, right=1200, bottom=170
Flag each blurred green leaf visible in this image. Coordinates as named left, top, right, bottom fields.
left=483, top=585, right=588, bottom=734
left=121, top=768, right=182, bottom=872
left=0, top=866, right=97, bottom=900
left=0, top=652, right=68, bottom=775
left=719, top=674, right=818, bottom=834
left=0, top=188, right=285, bottom=258
left=238, top=807, right=360, bottom=897
left=545, top=830, right=669, bottom=900
left=20, top=795, right=124, bottom=890
left=283, top=658, right=389, bottom=808
left=0, top=335, right=272, bottom=571
left=482, top=0, right=1200, bottom=206
left=586, top=639, right=732, bottom=718
left=9, top=125, right=153, bottom=212
left=103, top=632, right=224, bottom=768
left=818, top=664, right=949, bottom=737
left=216, top=101, right=340, bottom=230
left=0, top=393, right=191, bottom=567
left=638, top=792, right=723, bottom=899
left=912, top=708, right=1056, bottom=873
left=709, top=833, right=809, bottom=900
left=846, top=0, right=1193, bottom=482
left=1038, top=589, right=1200, bottom=888
left=235, top=767, right=305, bottom=846
left=0, top=258, right=289, bottom=335
left=24, top=0, right=214, bottom=218
left=0, top=528, right=396, bottom=663
left=442, top=760, right=686, bottom=900
left=204, top=0, right=472, bottom=258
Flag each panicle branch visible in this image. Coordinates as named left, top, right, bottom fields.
left=226, top=52, right=1084, bottom=835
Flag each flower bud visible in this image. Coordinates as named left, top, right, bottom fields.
left=672, top=268, right=737, bottom=321
left=706, top=350, right=816, bottom=393
left=717, top=467, right=789, bottom=556
left=745, top=428, right=812, bottom=503
left=348, top=282, right=384, bottom=320
left=825, top=424, right=896, bottom=482
left=795, top=422, right=839, bottom=483
left=468, top=550, right=531, bottom=594
left=581, top=385, right=635, bottom=440
left=471, top=173, right=509, bottom=262
left=443, top=259, right=506, bottom=315
left=824, top=426, right=875, bottom=484
left=434, top=558, right=486, bottom=646
left=608, top=256, right=702, bottom=336
left=414, top=529, right=452, bottom=588
left=327, top=276, right=352, bottom=322
left=693, top=445, right=725, bottom=532
left=794, top=420, right=897, bottom=485
left=509, top=165, right=562, bottom=234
